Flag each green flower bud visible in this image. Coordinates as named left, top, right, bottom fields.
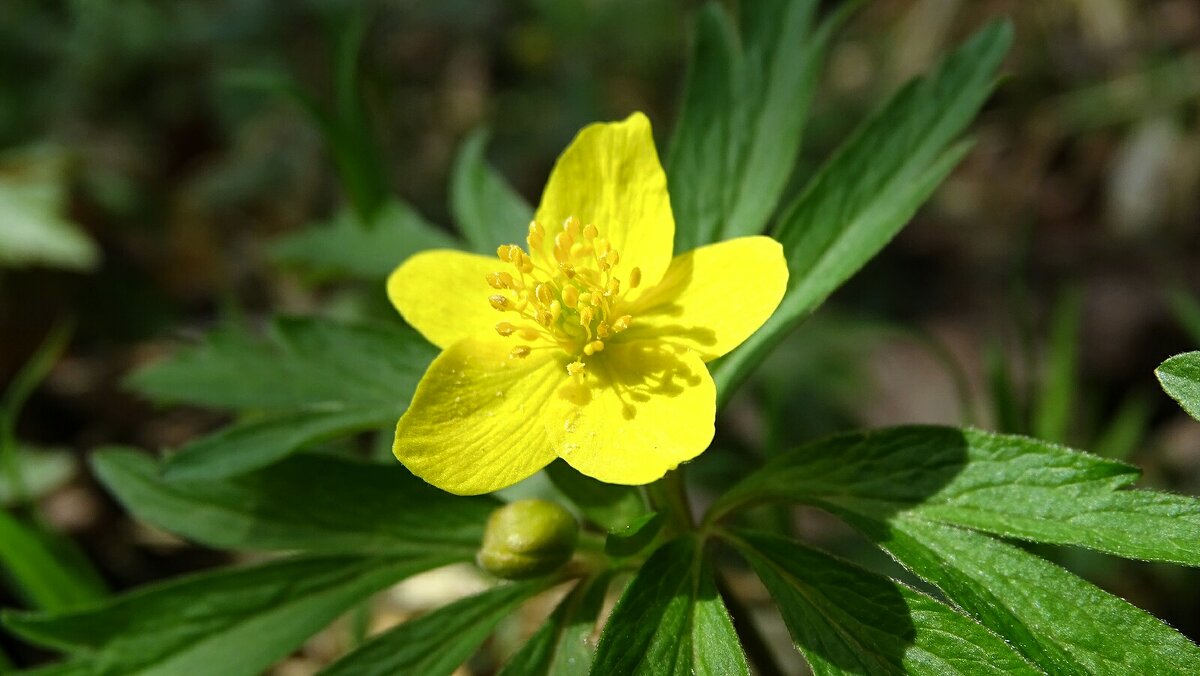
left=477, top=499, right=579, bottom=580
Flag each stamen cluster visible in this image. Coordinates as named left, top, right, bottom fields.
left=487, top=216, right=640, bottom=375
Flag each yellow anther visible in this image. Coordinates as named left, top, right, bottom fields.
left=583, top=340, right=604, bottom=355
left=486, top=271, right=514, bottom=289
left=497, top=244, right=514, bottom=261
left=613, top=315, right=632, bottom=332
left=594, top=238, right=610, bottom=255
left=606, top=279, right=620, bottom=296
left=563, top=216, right=582, bottom=238
left=597, top=322, right=610, bottom=338
left=535, top=283, right=554, bottom=306
left=549, top=300, right=562, bottom=322
left=606, top=250, right=620, bottom=267
left=562, top=285, right=580, bottom=308
left=528, top=220, right=545, bottom=241
left=519, top=328, right=541, bottom=341
left=578, top=292, right=592, bottom=307
left=628, top=267, right=641, bottom=288
left=536, top=309, right=553, bottom=327
left=509, top=346, right=532, bottom=359
left=489, top=295, right=511, bottom=311
left=579, top=307, right=594, bottom=327
left=583, top=223, right=598, bottom=241
left=566, top=361, right=586, bottom=376
left=558, top=263, right=576, bottom=279
left=495, top=322, right=517, bottom=337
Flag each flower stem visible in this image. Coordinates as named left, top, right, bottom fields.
left=650, top=468, right=694, bottom=536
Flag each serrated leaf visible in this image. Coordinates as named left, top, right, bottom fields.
left=668, top=0, right=850, bottom=251
left=727, top=530, right=1038, bottom=675
left=871, top=517, right=1200, bottom=674
left=714, top=426, right=1200, bottom=565
left=321, top=579, right=549, bottom=676
left=161, top=407, right=387, bottom=481
left=92, top=449, right=495, bottom=556
left=499, top=574, right=611, bottom=676
left=1157, top=351, right=1200, bottom=421
left=125, top=316, right=435, bottom=477
left=591, top=537, right=749, bottom=676
left=0, top=147, right=100, bottom=271
left=711, top=20, right=1012, bottom=403
left=3, top=555, right=436, bottom=676
left=271, top=200, right=457, bottom=279
left=450, top=128, right=534, bottom=254
left=545, top=460, right=648, bottom=532
left=0, top=510, right=106, bottom=612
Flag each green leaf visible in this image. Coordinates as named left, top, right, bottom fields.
left=714, top=425, right=1200, bottom=566
left=1157, top=351, right=1200, bottom=421
left=4, top=556, right=435, bottom=676
left=711, top=20, right=1012, bottom=403
left=450, top=128, right=534, bottom=254
left=545, top=460, right=648, bottom=532
left=0, top=147, right=99, bottom=271
left=498, top=574, right=611, bottom=676
left=321, top=579, right=549, bottom=676
left=271, top=201, right=457, bottom=280
left=871, top=517, right=1200, bottom=674
left=727, top=530, right=1037, bottom=675
left=605, top=512, right=665, bottom=558
left=2, top=323, right=73, bottom=506
left=161, top=407, right=387, bottom=482
left=0, top=510, right=106, bottom=612
left=1034, top=289, right=1083, bottom=443
left=1093, top=391, right=1152, bottom=460
left=125, top=316, right=436, bottom=477
left=668, top=0, right=852, bottom=251
left=0, top=447, right=76, bottom=506
left=92, top=449, right=495, bottom=556
left=591, top=537, right=750, bottom=676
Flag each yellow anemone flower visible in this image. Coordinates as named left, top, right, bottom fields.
left=388, top=112, right=788, bottom=495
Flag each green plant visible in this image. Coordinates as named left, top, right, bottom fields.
left=6, top=3, right=1200, bottom=675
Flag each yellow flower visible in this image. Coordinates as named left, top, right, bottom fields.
left=388, top=112, right=788, bottom=495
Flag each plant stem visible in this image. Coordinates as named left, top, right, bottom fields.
left=716, top=571, right=786, bottom=676
left=650, top=468, right=694, bottom=535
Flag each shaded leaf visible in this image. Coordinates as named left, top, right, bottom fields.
left=271, top=201, right=456, bottom=280
left=0, top=148, right=99, bottom=271
left=668, top=0, right=852, bottom=250
left=712, top=21, right=1012, bottom=403
left=4, top=556, right=434, bottom=676
left=0, top=447, right=76, bottom=506
left=545, top=460, right=648, bottom=532
left=1034, top=289, right=1082, bottom=443
left=321, top=579, right=549, bottom=676
left=499, top=574, right=611, bottom=676
left=605, top=512, right=665, bottom=558
left=93, top=449, right=495, bottom=556
left=591, top=537, right=749, bottom=675
left=450, top=128, right=534, bottom=254
left=728, top=530, right=1037, bottom=675
left=1157, top=351, right=1200, bottom=421
left=0, top=510, right=106, bottom=612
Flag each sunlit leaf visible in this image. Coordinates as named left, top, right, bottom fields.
left=1157, top=351, right=1200, bottom=421
left=499, top=574, right=611, bottom=676
left=0, top=148, right=99, bottom=271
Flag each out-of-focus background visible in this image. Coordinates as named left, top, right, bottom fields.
left=2, top=0, right=1199, bottom=672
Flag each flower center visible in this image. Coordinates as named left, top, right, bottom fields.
left=486, top=216, right=640, bottom=375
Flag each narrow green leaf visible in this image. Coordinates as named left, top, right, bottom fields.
left=92, top=449, right=495, bottom=556
left=499, top=574, right=611, bottom=676
left=450, top=128, right=534, bottom=253
left=605, top=512, right=665, bottom=558
left=1034, top=289, right=1082, bottom=443
left=127, top=316, right=434, bottom=412
left=3, top=556, right=435, bottom=676
left=2, top=323, right=72, bottom=506
left=668, top=0, right=851, bottom=251
left=271, top=201, right=457, bottom=280
left=728, top=530, right=1037, bottom=675
left=712, top=20, right=1012, bottom=402
left=1167, top=288, right=1200, bottom=344
left=0, top=511, right=105, bottom=612
left=984, top=338, right=1024, bottom=434
left=1157, top=351, right=1200, bottom=421
left=1093, top=391, right=1152, bottom=460
left=871, top=517, right=1200, bottom=674
left=591, top=537, right=750, bottom=675
left=545, top=460, right=648, bottom=532
left=321, top=579, right=549, bottom=676
left=714, top=425, right=1200, bottom=566
left=161, top=407, right=387, bottom=482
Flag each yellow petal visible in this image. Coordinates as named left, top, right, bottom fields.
left=621, top=236, right=788, bottom=361
left=388, top=249, right=508, bottom=350
left=546, top=342, right=715, bottom=485
left=394, top=338, right=565, bottom=495
left=534, top=112, right=674, bottom=294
